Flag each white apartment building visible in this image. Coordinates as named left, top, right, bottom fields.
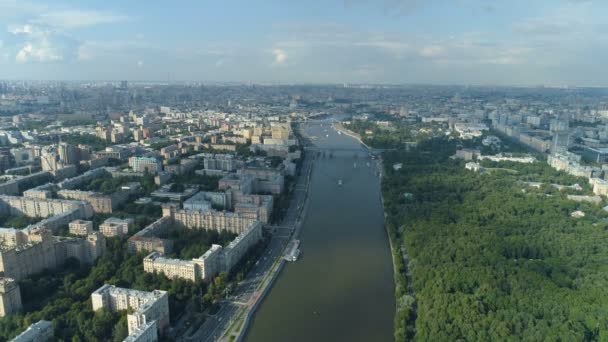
left=91, top=285, right=169, bottom=340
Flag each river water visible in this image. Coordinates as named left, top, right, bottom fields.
left=245, top=121, right=394, bottom=342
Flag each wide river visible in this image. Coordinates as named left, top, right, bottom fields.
left=245, top=121, right=395, bottom=342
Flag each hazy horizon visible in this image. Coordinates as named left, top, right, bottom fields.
left=1, top=0, right=606, bottom=86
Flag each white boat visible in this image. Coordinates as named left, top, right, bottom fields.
left=283, top=240, right=301, bottom=262
left=338, top=179, right=343, bottom=186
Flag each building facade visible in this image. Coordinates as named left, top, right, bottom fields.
left=68, top=220, right=93, bottom=236
left=0, top=278, right=22, bottom=317
left=129, top=157, right=162, bottom=174
left=10, top=320, right=53, bottom=342
left=91, top=285, right=169, bottom=339
left=99, top=217, right=134, bottom=237
left=143, top=221, right=262, bottom=282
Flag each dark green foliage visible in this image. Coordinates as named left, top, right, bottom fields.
left=169, top=183, right=185, bottom=193
left=0, top=215, right=40, bottom=229
left=268, top=156, right=283, bottom=168
left=61, top=134, right=108, bottom=151
left=347, top=119, right=449, bottom=149
left=235, top=143, right=253, bottom=158
left=171, top=172, right=220, bottom=191
left=0, top=237, right=207, bottom=341
left=81, top=176, right=137, bottom=194
left=166, top=227, right=236, bottom=260
left=0, top=222, right=263, bottom=341
left=381, top=136, right=608, bottom=341
left=271, top=175, right=295, bottom=223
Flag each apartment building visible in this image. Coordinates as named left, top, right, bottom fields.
left=91, top=285, right=169, bottom=339
left=129, top=157, right=162, bottom=174
left=0, top=228, right=105, bottom=281
left=128, top=216, right=173, bottom=255
left=10, top=320, right=53, bottom=342
left=143, top=221, right=262, bottom=282
left=99, top=217, right=134, bottom=237
left=68, top=220, right=93, bottom=236
left=166, top=206, right=256, bottom=234
left=0, top=278, right=22, bottom=317
left=0, top=195, right=93, bottom=235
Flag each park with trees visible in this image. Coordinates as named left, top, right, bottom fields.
left=376, top=129, right=608, bottom=341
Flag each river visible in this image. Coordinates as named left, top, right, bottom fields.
left=245, top=120, right=395, bottom=342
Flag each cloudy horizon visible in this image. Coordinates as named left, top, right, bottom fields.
left=0, top=0, right=606, bottom=86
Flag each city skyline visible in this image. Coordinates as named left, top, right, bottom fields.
left=1, top=0, right=607, bottom=86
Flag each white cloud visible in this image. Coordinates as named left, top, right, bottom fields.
left=35, top=10, right=129, bottom=29
left=77, top=44, right=92, bottom=61
left=8, top=24, right=33, bottom=34
left=418, top=45, right=444, bottom=58
left=273, top=49, right=288, bottom=64
left=15, top=41, right=62, bottom=63
left=4, top=4, right=129, bottom=64
left=9, top=24, right=78, bottom=63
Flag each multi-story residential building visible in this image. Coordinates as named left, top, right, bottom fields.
left=590, top=178, right=608, bottom=196
left=477, top=154, right=536, bottom=164
left=238, top=167, right=284, bottom=195
left=128, top=216, right=173, bottom=255
left=129, top=157, right=162, bottom=174
left=548, top=153, right=603, bottom=179
left=163, top=159, right=197, bottom=176
left=99, top=217, right=134, bottom=237
left=0, top=171, right=52, bottom=196
left=143, top=221, right=262, bottom=282
left=0, top=228, right=27, bottom=249
left=123, top=321, right=157, bottom=342
left=68, top=220, right=93, bottom=236
left=143, top=253, right=199, bottom=281
left=0, top=195, right=93, bottom=233
left=58, top=190, right=114, bottom=213
left=218, top=174, right=254, bottom=194
left=10, top=320, right=53, bottom=342
left=22, top=183, right=55, bottom=199
left=165, top=205, right=256, bottom=234
left=182, top=192, right=213, bottom=212
left=203, top=154, right=237, bottom=172
left=0, top=278, right=22, bottom=317
left=271, top=123, right=291, bottom=140
left=57, top=167, right=108, bottom=190
left=91, top=285, right=169, bottom=339
left=58, top=143, right=90, bottom=166
left=0, top=228, right=105, bottom=281
left=234, top=197, right=272, bottom=224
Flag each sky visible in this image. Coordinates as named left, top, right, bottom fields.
left=0, top=0, right=607, bottom=86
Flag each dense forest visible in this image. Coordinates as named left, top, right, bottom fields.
left=380, top=134, right=608, bottom=341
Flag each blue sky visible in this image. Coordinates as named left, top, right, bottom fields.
left=0, top=0, right=607, bottom=86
